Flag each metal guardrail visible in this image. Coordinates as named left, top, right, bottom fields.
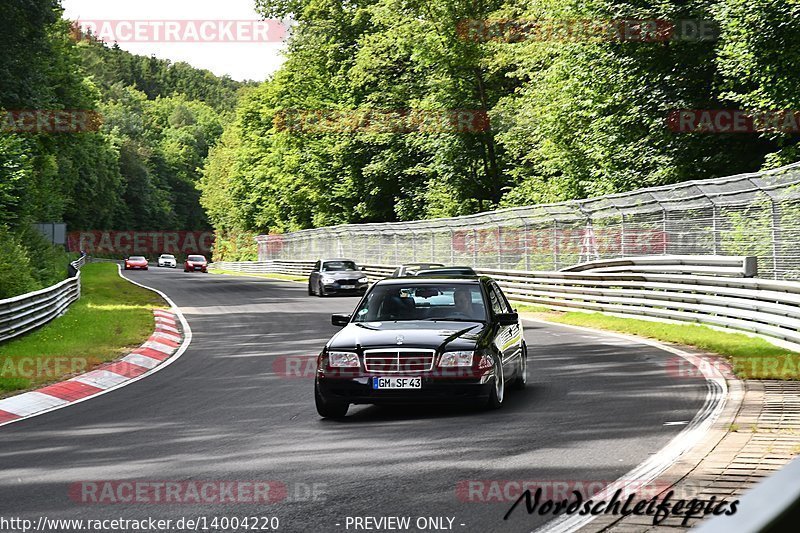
left=211, top=255, right=800, bottom=348
left=210, top=260, right=315, bottom=276
left=0, top=256, right=85, bottom=343
left=561, top=255, right=759, bottom=278
left=210, top=260, right=395, bottom=280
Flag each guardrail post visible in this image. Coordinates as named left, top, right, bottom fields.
left=362, top=234, right=367, bottom=265
left=712, top=203, right=719, bottom=255
left=449, top=229, right=455, bottom=265
left=552, top=221, right=559, bottom=270
left=523, top=221, right=530, bottom=271
left=496, top=225, right=502, bottom=269
left=472, top=229, right=478, bottom=266
left=770, top=198, right=780, bottom=279
left=620, top=212, right=627, bottom=257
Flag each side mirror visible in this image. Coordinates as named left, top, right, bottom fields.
left=497, top=312, right=519, bottom=326
left=360, top=266, right=366, bottom=271
left=331, top=314, right=351, bottom=326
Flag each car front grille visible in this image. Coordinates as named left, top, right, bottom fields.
left=336, top=279, right=360, bottom=285
left=363, top=350, right=435, bottom=373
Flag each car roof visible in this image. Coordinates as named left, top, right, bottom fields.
left=319, top=258, right=356, bottom=262
left=415, top=267, right=476, bottom=275
left=400, top=262, right=444, bottom=267
left=376, top=276, right=482, bottom=285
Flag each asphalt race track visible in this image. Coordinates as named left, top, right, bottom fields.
left=0, top=268, right=708, bottom=533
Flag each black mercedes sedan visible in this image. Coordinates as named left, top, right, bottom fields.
left=314, top=276, right=527, bottom=418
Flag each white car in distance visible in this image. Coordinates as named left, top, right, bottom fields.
left=157, top=254, right=177, bottom=268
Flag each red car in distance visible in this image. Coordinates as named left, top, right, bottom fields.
left=184, top=254, right=208, bottom=273
left=124, top=256, right=149, bottom=270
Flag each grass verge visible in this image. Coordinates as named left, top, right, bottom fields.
left=515, top=304, right=800, bottom=380
left=209, top=269, right=306, bottom=283
left=0, top=263, right=166, bottom=395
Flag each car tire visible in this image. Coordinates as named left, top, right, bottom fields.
left=308, top=283, right=314, bottom=296
left=510, top=343, right=528, bottom=390
left=314, top=383, right=348, bottom=418
left=317, top=282, right=326, bottom=297
left=486, top=363, right=504, bottom=409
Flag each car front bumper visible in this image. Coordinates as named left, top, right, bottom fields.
left=321, top=283, right=368, bottom=294
left=316, top=375, right=494, bottom=404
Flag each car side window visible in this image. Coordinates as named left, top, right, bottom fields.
left=489, top=284, right=511, bottom=315
left=488, top=285, right=504, bottom=315
left=496, top=284, right=513, bottom=313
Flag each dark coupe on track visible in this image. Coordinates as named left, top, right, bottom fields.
left=314, top=276, right=527, bottom=418
left=308, top=258, right=369, bottom=297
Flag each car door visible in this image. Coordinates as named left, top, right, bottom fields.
left=488, top=282, right=522, bottom=373
left=310, top=261, right=321, bottom=289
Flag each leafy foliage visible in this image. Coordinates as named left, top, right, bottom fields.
left=0, top=0, right=243, bottom=297
left=203, top=0, right=800, bottom=234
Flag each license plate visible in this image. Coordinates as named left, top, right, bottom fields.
left=194, top=266, right=202, bottom=270
left=340, top=285, right=355, bottom=289
left=372, top=377, right=422, bottom=389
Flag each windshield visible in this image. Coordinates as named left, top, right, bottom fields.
left=129, top=256, right=146, bottom=261
left=161, top=254, right=174, bottom=259
left=323, top=260, right=357, bottom=272
left=188, top=255, right=206, bottom=262
left=353, top=283, right=486, bottom=322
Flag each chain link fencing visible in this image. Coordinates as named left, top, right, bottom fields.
left=256, top=162, right=800, bottom=280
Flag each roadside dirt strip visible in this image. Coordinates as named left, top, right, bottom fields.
left=0, top=309, right=183, bottom=426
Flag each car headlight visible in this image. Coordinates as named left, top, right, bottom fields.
left=328, top=351, right=360, bottom=368
left=358, top=277, right=368, bottom=284
left=321, top=276, right=336, bottom=284
left=438, top=351, right=474, bottom=367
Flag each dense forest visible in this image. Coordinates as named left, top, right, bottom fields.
left=0, top=0, right=247, bottom=296
left=200, top=0, right=800, bottom=234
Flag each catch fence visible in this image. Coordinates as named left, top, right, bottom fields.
left=256, top=163, right=800, bottom=280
